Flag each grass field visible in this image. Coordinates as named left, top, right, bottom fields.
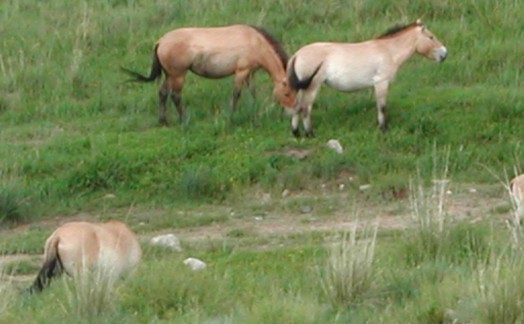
left=1, top=0, right=523, bottom=323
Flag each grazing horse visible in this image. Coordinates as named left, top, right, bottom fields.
left=287, top=20, right=447, bottom=137
left=29, top=220, right=142, bottom=293
left=511, top=174, right=524, bottom=216
left=123, top=24, right=296, bottom=125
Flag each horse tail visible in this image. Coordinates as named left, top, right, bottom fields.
left=121, top=43, right=163, bottom=82
left=288, top=56, right=323, bottom=91
left=29, top=234, right=64, bottom=294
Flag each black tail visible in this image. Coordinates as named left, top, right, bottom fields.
left=121, top=43, right=163, bottom=83
left=28, top=236, right=64, bottom=294
left=288, top=57, right=323, bottom=91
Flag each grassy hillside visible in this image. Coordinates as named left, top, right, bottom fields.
left=1, top=0, right=522, bottom=219
left=0, top=0, right=523, bottom=322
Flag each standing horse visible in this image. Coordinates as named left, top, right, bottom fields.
left=511, top=174, right=524, bottom=217
left=123, top=24, right=296, bottom=125
left=29, top=220, right=142, bottom=293
left=287, top=20, right=447, bottom=137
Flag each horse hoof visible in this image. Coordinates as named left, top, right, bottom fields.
left=159, top=119, right=169, bottom=126
left=305, top=131, right=315, bottom=138
left=292, top=129, right=301, bottom=138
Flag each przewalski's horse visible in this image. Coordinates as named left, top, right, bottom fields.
left=29, top=220, right=142, bottom=293
left=511, top=174, right=524, bottom=217
left=287, top=20, right=447, bottom=137
left=123, top=24, right=296, bottom=125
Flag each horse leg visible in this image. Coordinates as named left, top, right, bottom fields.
left=168, top=73, right=186, bottom=123
left=246, top=72, right=256, bottom=100
left=374, top=82, right=389, bottom=132
left=300, top=89, right=319, bottom=138
left=302, top=105, right=315, bottom=138
left=232, top=69, right=251, bottom=111
left=291, top=112, right=301, bottom=137
left=158, top=81, right=170, bottom=126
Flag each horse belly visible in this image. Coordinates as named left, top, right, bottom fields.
left=325, top=72, right=373, bottom=92
left=190, top=52, right=239, bottom=79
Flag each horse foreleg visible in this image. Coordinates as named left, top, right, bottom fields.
left=374, top=82, right=389, bottom=132
left=158, top=82, right=169, bottom=126
left=232, top=69, right=251, bottom=111
left=246, top=73, right=256, bottom=100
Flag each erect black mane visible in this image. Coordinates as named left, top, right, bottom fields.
left=377, top=22, right=422, bottom=39
left=248, top=25, right=289, bottom=68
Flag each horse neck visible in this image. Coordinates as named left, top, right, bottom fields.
left=257, top=49, right=287, bottom=84
left=378, top=30, right=419, bottom=67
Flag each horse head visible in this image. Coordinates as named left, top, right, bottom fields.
left=414, top=20, right=447, bottom=62
left=274, top=79, right=298, bottom=108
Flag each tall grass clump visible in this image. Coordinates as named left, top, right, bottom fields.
left=62, top=267, right=119, bottom=323
left=321, top=221, right=378, bottom=308
left=403, top=149, right=491, bottom=265
left=475, top=256, right=524, bottom=323
left=0, top=267, right=16, bottom=320
left=0, top=185, right=30, bottom=225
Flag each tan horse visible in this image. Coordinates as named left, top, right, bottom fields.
left=29, top=220, right=141, bottom=293
left=287, top=20, right=447, bottom=137
left=511, top=174, right=524, bottom=216
left=123, top=24, right=296, bottom=125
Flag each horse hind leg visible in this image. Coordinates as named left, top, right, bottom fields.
left=374, top=82, right=389, bottom=133
left=158, top=81, right=170, bottom=126
left=302, top=104, right=315, bottom=138
left=168, top=73, right=186, bottom=123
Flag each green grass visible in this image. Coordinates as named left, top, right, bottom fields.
left=0, top=0, right=523, bottom=322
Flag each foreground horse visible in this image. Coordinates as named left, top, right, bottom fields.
left=287, top=20, right=447, bottom=137
left=511, top=174, right=524, bottom=216
left=29, top=220, right=141, bottom=293
left=123, top=24, right=296, bottom=125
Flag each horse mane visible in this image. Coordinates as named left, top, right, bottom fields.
left=248, top=25, right=289, bottom=68
left=376, top=22, right=422, bottom=39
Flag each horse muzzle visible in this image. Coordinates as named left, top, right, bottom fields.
left=435, top=46, right=448, bottom=62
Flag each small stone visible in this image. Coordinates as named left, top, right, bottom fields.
left=282, top=189, right=290, bottom=198
left=301, top=206, right=313, bottom=214
left=339, top=184, right=345, bottom=191
left=359, top=184, right=372, bottom=191
left=183, top=257, right=207, bottom=271
left=326, top=139, right=344, bottom=154
left=150, top=233, right=182, bottom=251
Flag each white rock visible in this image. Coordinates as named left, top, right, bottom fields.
left=359, top=184, right=372, bottom=191
left=326, top=139, right=344, bottom=154
left=183, top=257, right=207, bottom=271
left=339, top=183, right=345, bottom=191
left=281, top=189, right=290, bottom=198
left=150, top=233, right=182, bottom=251
left=469, top=188, right=477, bottom=193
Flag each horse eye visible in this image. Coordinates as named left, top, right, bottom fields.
left=429, top=36, right=435, bottom=40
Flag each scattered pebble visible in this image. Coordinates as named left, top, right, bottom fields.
left=183, top=257, right=207, bottom=271
left=301, top=206, right=313, bottom=214
left=359, top=184, right=372, bottom=191
left=150, top=233, right=182, bottom=251
left=326, top=139, right=344, bottom=154
left=282, top=189, right=290, bottom=198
